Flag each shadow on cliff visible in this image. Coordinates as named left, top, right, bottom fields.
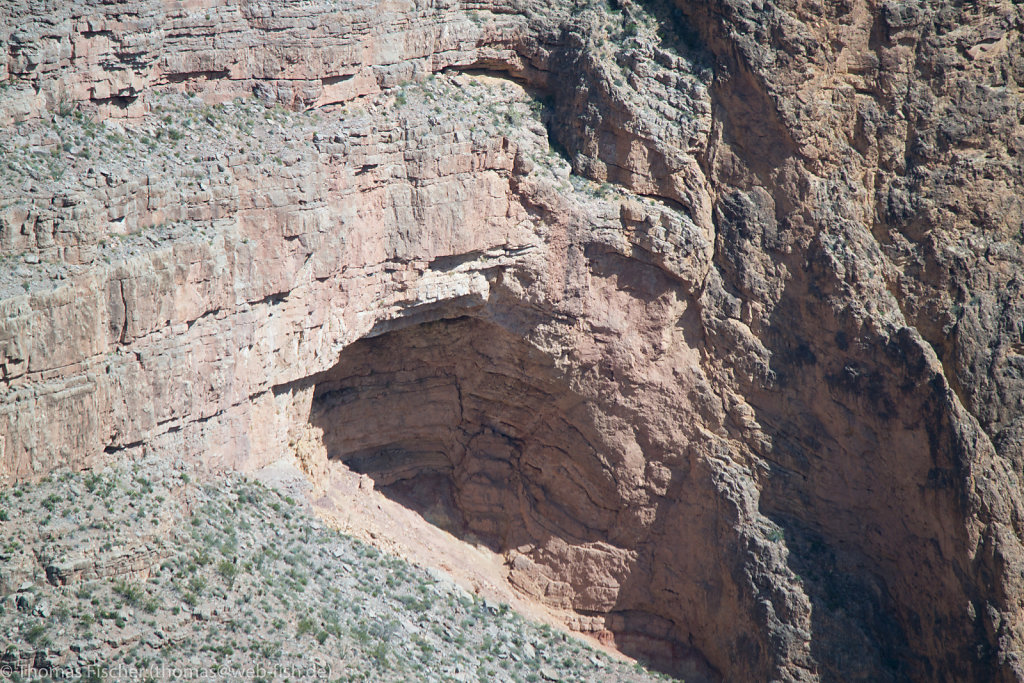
left=298, top=305, right=721, bottom=682
left=711, top=219, right=917, bottom=680
left=708, top=187, right=987, bottom=680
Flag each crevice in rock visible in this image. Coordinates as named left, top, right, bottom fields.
left=320, top=74, right=354, bottom=86
left=165, top=70, right=230, bottom=84
left=89, top=94, right=138, bottom=109
left=117, top=280, right=129, bottom=345
left=103, top=440, right=144, bottom=455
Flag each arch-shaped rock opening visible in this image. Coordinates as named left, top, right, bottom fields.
left=311, top=316, right=612, bottom=550
left=304, top=315, right=721, bottom=682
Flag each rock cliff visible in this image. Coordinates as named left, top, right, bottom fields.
left=1, top=0, right=1022, bottom=680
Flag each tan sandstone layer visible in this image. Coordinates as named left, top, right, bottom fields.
left=1, top=0, right=1022, bottom=681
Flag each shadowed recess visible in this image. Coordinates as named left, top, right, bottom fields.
left=305, top=316, right=721, bottom=682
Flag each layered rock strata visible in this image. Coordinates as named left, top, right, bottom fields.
left=1, top=0, right=1022, bottom=681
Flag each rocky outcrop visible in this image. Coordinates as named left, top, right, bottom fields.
left=1, top=0, right=1022, bottom=681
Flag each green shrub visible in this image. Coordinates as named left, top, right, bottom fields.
left=114, top=580, right=144, bottom=606
left=218, top=560, right=239, bottom=586
left=296, top=616, right=315, bottom=636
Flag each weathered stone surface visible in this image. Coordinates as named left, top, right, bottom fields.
left=1, top=0, right=1022, bottom=681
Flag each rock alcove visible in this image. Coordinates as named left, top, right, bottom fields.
left=296, top=314, right=722, bottom=682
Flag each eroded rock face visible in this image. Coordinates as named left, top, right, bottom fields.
left=288, top=316, right=727, bottom=677
left=1, top=0, right=1022, bottom=681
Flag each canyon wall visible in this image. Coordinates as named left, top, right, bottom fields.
left=1, top=0, right=1022, bottom=680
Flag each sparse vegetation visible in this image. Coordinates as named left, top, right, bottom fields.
left=0, top=458, right=665, bottom=682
